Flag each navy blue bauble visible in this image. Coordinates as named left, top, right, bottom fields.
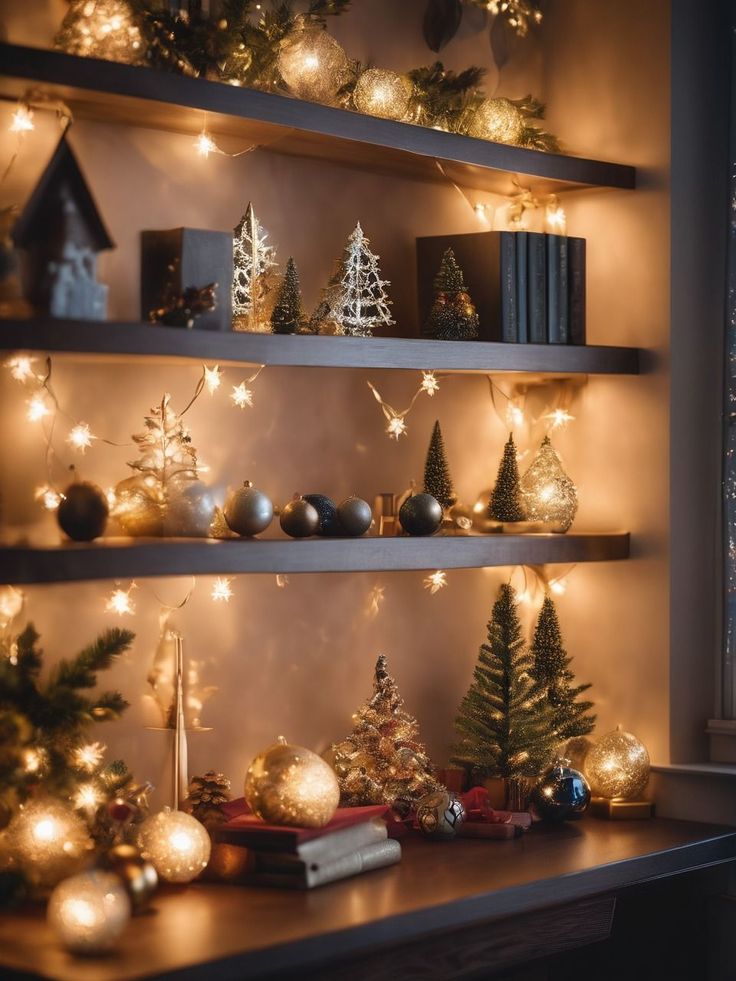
left=531, top=762, right=591, bottom=823
left=303, top=494, right=340, bottom=536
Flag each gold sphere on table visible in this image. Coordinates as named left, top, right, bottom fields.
left=466, top=97, right=524, bottom=145
left=353, top=68, right=413, bottom=121
left=103, top=843, right=158, bottom=913
left=584, top=727, right=650, bottom=800
left=277, top=21, right=351, bottom=105
left=48, top=870, right=130, bottom=954
left=6, top=799, right=91, bottom=890
left=244, top=736, right=340, bottom=828
left=138, top=808, right=211, bottom=884
left=520, top=436, right=578, bottom=533
left=113, top=476, right=163, bottom=537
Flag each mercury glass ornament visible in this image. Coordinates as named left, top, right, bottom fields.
left=7, top=799, right=91, bottom=890
left=520, top=436, right=578, bottom=532
left=584, top=727, right=650, bottom=800
left=466, top=97, right=524, bottom=145
left=102, top=843, right=158, bottom=913
left=224, top=481, right=274, bottom=537
left=138, top=808, right=211, bottom=884
left=353, top=68, right=413, bottom=121
left=54, top=0, right=146, bottom=65
left=277, top=20, right=351, bottom=105
left=280, top=496, right=320, bottom=538
left=337, top=496, right=373, bottom=536
left=416, top=790, right=465, bottom=840
left=48, top=870, right=130, bottom=954
left=531, top=761, right=591, bottom=823
left=398, top=493, right=443, bottom=536
left=244, top=736, right=340, bottom=828
left=113, top=475, right=163, bottom=536
left=163, top=481, right=216, bottom=538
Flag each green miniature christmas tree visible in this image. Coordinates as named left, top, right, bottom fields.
left=489, top=433, right=526, bottom=522
left=270, top=257, right=303, bottom=335
left=529, top=595, right=595, bottom=742
left=423, top=248, right=479, bottom=341
left=452, top=583, right=555, bottom=779
left=423, top=420, right=455, bottom=510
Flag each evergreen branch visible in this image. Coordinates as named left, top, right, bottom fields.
left=50, top=628, right=134, bottom=691
left=90, top=691, right=130, bottom=720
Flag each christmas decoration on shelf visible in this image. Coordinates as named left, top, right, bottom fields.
left=330, top=223, right=393, bottom=337
left=489, top=433, right=527, bottom=525
left=13, top=133, right=113, bottom=320
left=47, top=869, right=131, bottom=954
left=5, top=799, right=92, bottom=892
left=56, top=470, right=109, bottom=542
left=101, top=843, right=158, bottom=912
left=270, top=257, right=304, bottom=334
left=423, top=420, right=456, bottom=511
left=148, top=282, right=217, bottom=329
left=332, top=654, right=441, bottom=816
left=232, top=202, right=278, bottom=332
left=276, top=15, right=352, bottom=105
left=54, top=0, right=146, bottom=65
left=584, top=727, right=650, bottom=802
left=138, top=807, right=211, bottom=884
left=520, top=436, right=578, bottom=533
left=224, top=482, right=274, bottom=537
left=163, top=481, right=217, bottom=537
left=244, top=736, right=340, bottom=828
left=463, top=95, right=559, bottom=151
left=530, top=760, right=591, bottom=823
left=406, top=62, right=485, bottom=130
left=304, top=494, right=340, bottom=535
left=416, top=790, right=465, bottom=840
left=452, top=583, right=556, bottom=785
left=529, top=595, right=595, bottom=743
left=280, top=495, right=320, bottom=538
left=423, top=248, right=479, bottom=341
left=399, top=492, right=443, bottom=536
left=337, top=496, right=373, bottom=536
left=353, top=68, right=413, bottom=121
left=424, top=570, right=448, bottom=594
left=185, top=772, right=232, bottom=829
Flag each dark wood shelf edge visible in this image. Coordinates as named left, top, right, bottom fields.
left=0, top=43, right=636, bottom=193
left=0, top=320, right=641, bottom=375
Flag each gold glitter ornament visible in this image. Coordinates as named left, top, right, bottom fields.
left=6, top=799, right=91, bottom=890
left=244, top=737, right=340, bottom=828
left=138, top=808, right=211, bottom=884
left=277, top=18, right=351, bottom=105
left=353, top=69, right=413, bottom=121
left=48, top=870, right=130, bottom=954
left=584, top=727, right=650, bottom=800
left=55, top=0, right=146, bottom=65
left=466, top=97, right=524, bottom=145
left=520, top=436, right=578, bottom=532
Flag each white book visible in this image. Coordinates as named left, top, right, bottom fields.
left=256, top=816, right=388, bottom=868
left=250, top=838, right=402, bottom=890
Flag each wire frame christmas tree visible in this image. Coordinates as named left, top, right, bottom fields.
left=423, top=420, right=456, bottom=510
left=332, top=654, right=440, bottom=816
left=489, top=433, right=527, bottom=523
left=520, top=436, right=578, bottom=532
left=330, top=223, right=394, bottom=337
left=232, top=202, right=278, bottom=332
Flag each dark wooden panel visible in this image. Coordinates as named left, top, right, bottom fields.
left=0, top=320, right=641, bottom=374
left=0, top=821, right=733, bottom=981
left=0, top=533, right=631, bottom=583
left=0, top=44, right=636, bottom=195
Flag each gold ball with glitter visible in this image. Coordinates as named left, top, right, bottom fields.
left=277, top=19, right=351, bottom=105
left=466, top=97, right=524, bottom=145
left=54, top=0, right=146, bottom=65
left=138, top=808, right=211, bottom=884
left=584, top=727, right=650, bottom=800
left=102, top=843, right=158, bottom=912
left=353, top=68, right=413, bottom=121
left=48, top=869, right=131, bottom=954
left=520, top=436, right=578, bottom=532
left=244, top=736, right=340, bottom=828
left=6, top=799, right=91, bottom=890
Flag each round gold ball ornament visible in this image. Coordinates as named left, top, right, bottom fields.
left=113, top=475, right=163, bottom=537
left=102, top=843, right=158, bottom=913
left=276, top=18, right=351, bottom=105
left=6, top=799, right=92, bottom=890
left=48, top=869, right=131, bottom=954
left=224, top=481, right=274, bottom=537
left=416, top=790, right=465, bottom=840
left=353, top=68, right=413, bottom=121
left=138, top=808, right=211, bottom=884
left=466, top=97, right=524, bottom=145
left=244, top=736, right=340, bottom=828
left=280, top=496, right=320, bottom=538
left=584, top=726, right=650, bottom=800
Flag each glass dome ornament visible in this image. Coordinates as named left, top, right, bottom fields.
left=138, top=808, right=211, bottom=884
left=353, top=69, right=413, bottom=121
left=520, top=436, right=578, bottom=532
left=584, top=727, right=650, bottom=800
left=465, top=97, right=524, bottom=144
left=276, top=17, right=351, bottom=105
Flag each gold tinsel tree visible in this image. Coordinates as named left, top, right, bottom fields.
left=332, top=655, right=440, bottom=816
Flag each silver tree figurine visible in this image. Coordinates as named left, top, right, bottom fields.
left=232, top=202, right=278, bottom=332
left=331, top=223, right=394, bottom=337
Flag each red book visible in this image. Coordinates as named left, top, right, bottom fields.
left=214, top=800, right=388, bottom=853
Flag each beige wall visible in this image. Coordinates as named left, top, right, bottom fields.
left=0, top=0, right=672, bottom=807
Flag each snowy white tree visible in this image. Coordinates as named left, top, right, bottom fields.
left=232, top=202, right=278, bottom=332
left=331, top=223, right=394, bottom=337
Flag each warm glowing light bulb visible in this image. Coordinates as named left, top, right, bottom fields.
left=9, top=104, right=34, bottom=133
left=230, top=382, right=253, bottom=408
left=545, top=408, right=575, bottom=430
left=546, top=205, right=567, bottom=233
left=105, top=585, right=135, bottom=616
left=423, top=570, right=447, bottom=594
left=387, top=415, right=407, bottom=440
left=549, top=579, right=567, bottom=596
left=203, top=364, right=222, bottom=394
left=420, top=371, right=439, bottom=396
left=67, top=422, right=94, bottom=452
left=27, top=395, right=50, bottom=422
left=35, top=485, right=62, bottom=511
left=195, top=131, right=217, bottom=158
left=506, top=402, right=524, bottom=428
left=303, top=54, right=319, bottom=69
left=34, top=817, right=59, bottom=843
left=73, top=742, right=105, bottom=773
left=6, top=356, right=35, bottom=382
left=23, top=747, right=45, bottom=774
left=211, top=577, right=233, bottom=602
left=73, top=783, right=102, bottom=814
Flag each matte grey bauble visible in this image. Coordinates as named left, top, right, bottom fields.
left=416, top=790, right=465, bottom=840
left=337, top=496, right=372, bottom=537
left=164, top=481, right=216, bottom=537
left=57, top=479, right=109, bottom=541
left=280, top=497, right=319, bottom=538
left=224, top=481, right=274, bottom=537
left=398, top=493, right=442, bottom=536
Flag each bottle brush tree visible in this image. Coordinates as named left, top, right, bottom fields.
left=529, top=595, right=595, bottom=742
left=489, top=433, right=526, bottom=522
left=423, top=419, right=455, bottom=510
left=423, top=247, right=480, bottom=341
left=270, top=257, right=303, bottom=334
left=452, top=583, right=555, bottom=780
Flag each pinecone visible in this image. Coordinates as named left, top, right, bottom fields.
left=185, top=771, right=231, bottom=828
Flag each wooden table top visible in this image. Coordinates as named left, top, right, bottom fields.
left=2, top=817, right=735, bottom=981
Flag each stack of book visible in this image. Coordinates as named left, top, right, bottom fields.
left=210, top=803, right=400, bottom=889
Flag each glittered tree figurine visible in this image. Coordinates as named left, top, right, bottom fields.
left=307, top=258, right=344, bottom=334
left=423, top=420, right=456, bottom=511
left=489, top=433, right=527, bottom=523
left=270, top=257, right=303, bottom=335
left=232, top=202, right=278, bottom=332
left=452, top=584, right=555, bottom=781
left=529, top=596, right=595, bottom=743
left=332, top=654, right=441, bottom=816
left=423, top=248, right=479, bottom=341
left=330, top=223, right=394, bottom=337
left=185, top=771, right=232, bottom=829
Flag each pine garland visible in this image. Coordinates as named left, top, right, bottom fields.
left=423, top=420, right=455, bottom=510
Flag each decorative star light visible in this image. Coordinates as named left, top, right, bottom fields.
left=204, top=365, right=222, bottom=394
left=230, top=382, right=254, bottom=408
left=73, top=783, right=102, bottom=814
left=387, top=414, right=407, bottom=440
left=35, top=485, right=62, bottom=511
left=211, top=577, right=233, bottom=602
left=105, top=585, right=136, bottom=616
left=365, top=584, right=386, bottom=619
left=195, top=130, right=217, bottom=158
left=545, top=408, right=575, bottom=430
left=73, top=742, right=106, bottom=773
left=23, top=747, right=46, bottom=774
left=423, top=570, right=447, bottom=594
left=9, top=104, right=34, bottom=133
left=6, top=356, right=36, bottom=382
left=420, top=371, right=440, bottom=397
left=27, top=395, right=50, bottom=422
left=549, top=578, right=567, bottom=595
left=67, top=422, right=94, bottom=453
left=505, top=401, right=524, bottom=428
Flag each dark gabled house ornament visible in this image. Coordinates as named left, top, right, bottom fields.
left=13, top=132, right=114, bottom=320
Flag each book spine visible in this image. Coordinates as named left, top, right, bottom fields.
left=295, top=818, right=387, bottom=864
left=515, top=231, right=528, bottom=343
left=528, top=232, right=547, bottom=344
left=250, top=840, right=402, bottom=890
left=546, top=234, right=560, bottom=343
left=500, top=232, right=517, bottom=342
left=568, top=237, right=586, bottom=345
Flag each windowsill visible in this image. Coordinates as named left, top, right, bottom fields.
left=652, top=762, right=736, bottom=779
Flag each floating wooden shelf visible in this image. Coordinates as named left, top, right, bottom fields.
left=0, top=533, right=630, bottom=584
left=0, top=44, right=636, bottom=196
left=0, top=319, right=641, bottom=374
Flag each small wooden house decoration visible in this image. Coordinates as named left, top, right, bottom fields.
left=13, top=133, right=113, bottom=320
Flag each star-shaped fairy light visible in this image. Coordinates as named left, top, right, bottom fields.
left=204, top=365, right=222, bottom=394
left=105, top=584, right=136, bottom=616
left=211, top=577, right=233, bottom=602
left=67, top=422, right=94, bottom=453
left=423, top=570, right=447, bottom=594
left=420, top=371, right=440, bottom=397
left=230, top=382, right=254, bottom=408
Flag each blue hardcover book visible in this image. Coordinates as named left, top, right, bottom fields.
left=528, top=232, right=547, bottom=344
left=547, top=234, right=569, bottom=344
left=568, top=236, right=586, bottom=345
left=515, top=232, right=528, bottom=343
left=500, top=232, right=517, bottom=342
